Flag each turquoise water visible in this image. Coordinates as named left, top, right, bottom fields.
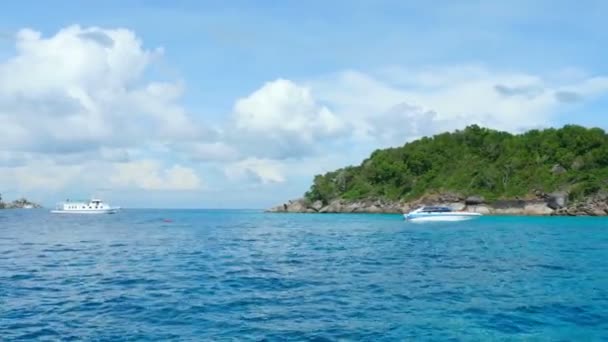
left=1, top=210, right=607, bottom=340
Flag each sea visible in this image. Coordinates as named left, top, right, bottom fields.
left=1, top=209, right=607, bottom=341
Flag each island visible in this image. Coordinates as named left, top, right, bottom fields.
left=268, top=125, right=608, bottom=216
left=0, top=193, right=42, bottom=209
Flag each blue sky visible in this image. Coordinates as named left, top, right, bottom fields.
left=1, top=1, right=607, bottom=208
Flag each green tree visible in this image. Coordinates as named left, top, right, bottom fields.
left=304, top=125, right=608, bottom=204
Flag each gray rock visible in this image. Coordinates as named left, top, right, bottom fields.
left=267, top=191, right=607, bottom=216
left=399, top=203, right=411, bottom=213
left=571, top=158, right=584, bottom=170
left=438, top=192, right=464, bottom=202
left=547, top=191, right=568, bottom=209
left=285, top=198, right=309, bottom=212
left=551, top=164, right=566, bottom=174
left=319, top=199, right=343, bottom=213
left=493, top=207, right=525, bottom=215
left=524, top=202, right=554, bottom=215
left=493, top=199, right=526, bottom=209
left=465, top=196, right=485, bottom=205
left=3, top=198, right=41, bottom=209
left=266, top=198, right=310, bottom=213
left=366, top=205, right=384, bottom=213
left=467, top=205, right=492, bottom=214
left=265, top=205, right=285, bottom=213
left=311, top=200, right=324, bottom=211
left=558, top=192, right=608, bottom=216
left=448, top=202, right=466, bottom=211
left=382, top=203, right=402, bottom=213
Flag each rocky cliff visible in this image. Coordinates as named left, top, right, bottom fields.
left=266, top=191, right=608, bottom=216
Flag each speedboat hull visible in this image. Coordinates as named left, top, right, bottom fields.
left=404, top=212, right=481, bottom=222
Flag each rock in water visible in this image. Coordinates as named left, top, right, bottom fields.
left=285, top=199, right=308, bottom=212
left=466, top=205, right=492, bottom=214
left=266, top=198, right=310, bottom=213
left=311, top=200, right=323, bottom=211
left=523, top=202, right=554, bottom=215
left=319, top=199, right=343, bottom=213
left=4, top=198, right=41, bottom=209
left=266, top=204, right=287, bottom=212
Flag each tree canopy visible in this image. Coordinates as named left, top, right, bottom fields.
left=305, top=125, right=608, bottom=204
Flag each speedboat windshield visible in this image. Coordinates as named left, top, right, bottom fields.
left=421, top=206, right=452, bottom=213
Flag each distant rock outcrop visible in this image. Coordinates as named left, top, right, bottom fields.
left=555, top=192, right=608, bottom=216
left=267, top=198, right=409, bottom=214
left=465, top=196, right=485, bottom=205
left=267, top=191, right=607, bottom=216
left=0, top=196, right=42, bottom=209
left=547, top=191, right=568, bottom=210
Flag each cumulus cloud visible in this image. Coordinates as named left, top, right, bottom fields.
left=224, top=158, right=285, bottom=184
left=185, top=142, right=241, bottom=162
left=554, top=90, right=582, bottom=103
left=494, top=84, right=544, bottom=98
left=111, top=160, right=202, bottom=191
left=371, top=103, right=438, bottom=145
left=0, top=25, right=203, bottom=154
left=0, top=161, right=83, bottom=191
left=0, top=25, right=210, bottom=194
left=228, top=79, right=345, bottom=159
left=309, top=66, right=608, bottom=136
left=3, top=25, right=608, bottom=201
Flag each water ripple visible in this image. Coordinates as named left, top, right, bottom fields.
left=0, top=210, right=607, bottom=340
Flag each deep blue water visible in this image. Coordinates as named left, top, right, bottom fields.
left=1, top=209, right=607, bottom=341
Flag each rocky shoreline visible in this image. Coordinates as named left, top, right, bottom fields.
left=267, top=192, right=608, bottom=216
left=0, top=197, right=42, bottom=209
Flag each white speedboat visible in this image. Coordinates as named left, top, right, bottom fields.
left=404, top=206, right=481, bottom=222
left=50, top=198, right=119, bottom=214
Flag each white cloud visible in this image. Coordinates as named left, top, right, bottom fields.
left=111, top=160, right=202, bottom=191
left=309, top=66, right=608, bottom=139
left=0, top=25, right=203, bottom=154
left=0, top=161, right=83, bottom=191
left=224, top=158, right=285, bottom=184
left=234, top=79, right=343, bottom=136
left=186, top=142, right=240, bottom=162
left=229, top=79, right=345, bottom=159
left=3, top=24, right=608, bottom=204
left=368, top=103, right=438, bottom=146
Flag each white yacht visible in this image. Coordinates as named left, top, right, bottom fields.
left=404, top=206, right=482, bottom=222
left=50, top=198, right=119, bottom=214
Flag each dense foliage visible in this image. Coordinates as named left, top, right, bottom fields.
left=305, top=125, right=608, bottom=204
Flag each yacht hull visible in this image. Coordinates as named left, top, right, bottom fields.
left=50, top=208, right=119, bottom=214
